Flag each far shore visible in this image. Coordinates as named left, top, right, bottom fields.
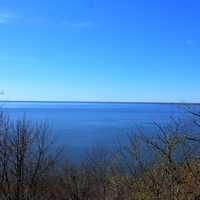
left=0, top=100, right=200, bottom=105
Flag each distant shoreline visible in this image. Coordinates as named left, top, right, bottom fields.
left=0, top=100, right=200, bottom=105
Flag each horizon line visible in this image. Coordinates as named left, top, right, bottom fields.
left=0, top=100, right=200, bottom=105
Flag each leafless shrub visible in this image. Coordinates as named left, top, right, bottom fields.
left=0, top=113, right=63, bottom=200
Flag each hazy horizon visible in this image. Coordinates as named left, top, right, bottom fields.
left=1, top=99, right=200, bottom=105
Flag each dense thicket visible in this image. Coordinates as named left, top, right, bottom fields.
left=0, top=111, right=200, bottom=200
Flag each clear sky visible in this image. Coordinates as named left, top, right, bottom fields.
left=0, top=0, right=200, bottom=102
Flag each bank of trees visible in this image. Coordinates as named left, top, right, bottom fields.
left=0, top=111, right=200, bottom=200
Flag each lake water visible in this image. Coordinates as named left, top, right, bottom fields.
left=1, top=102, right=199, bottom=160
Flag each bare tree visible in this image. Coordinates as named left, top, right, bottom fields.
left=0, top=113, right=63, bottom=200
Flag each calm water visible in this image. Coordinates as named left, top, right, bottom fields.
left=1, top=102, right=199, bottom=160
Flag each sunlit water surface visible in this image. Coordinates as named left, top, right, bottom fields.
left=2, top=102, right=199, bottom=161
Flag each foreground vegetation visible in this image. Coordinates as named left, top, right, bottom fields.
left=0, top=111, right=200, bottom=200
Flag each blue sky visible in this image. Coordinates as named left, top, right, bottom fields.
left=0, top=0, right=200, bottom=102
